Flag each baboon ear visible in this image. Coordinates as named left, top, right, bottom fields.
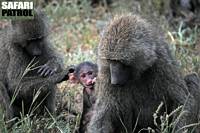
left=68, top=67, right=75, bottom=73
left=65, top=66, right=79, bottom=83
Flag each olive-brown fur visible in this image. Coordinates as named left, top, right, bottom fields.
left=88, top=14, right=199, bottom=133
left=0, top=9, right=65, bottom=121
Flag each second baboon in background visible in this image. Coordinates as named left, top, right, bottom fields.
left=88, top=14, right=199, bottom=133
left=68, top=61, right=97, bottom=133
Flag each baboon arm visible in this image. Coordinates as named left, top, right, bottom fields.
left=0, top=50, right=13, bottom=119
left=87, top=101, right=115, bottom=133
left=184, top=73, right=200, bottom=98
left=79, top=92, right=92, bottom=132
left=0, top=82, right=13, bottom=120
left=0, top=49, right=9, bottom=82
left=45, top=86, right=56, bottom=113
left=41, top=41, right=64, bottom=71
left=8, top=69, right=68, bottom=97
left=184, top=73, right=200, bottom=112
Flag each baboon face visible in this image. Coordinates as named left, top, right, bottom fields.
left=25, top=38, right=44, bottom=56
left=14, top=25, right=46, bottom=56
left=74, top=62, right=98, bottom=88
left=109, top=61, right=132, bottom=86
left=98, top=44, right=133, bottom=86
left=98, top=15, right=157, bottom=86
left=11, top=10, right=48, bottom=56
left=78, top=65, right=96, bottom=87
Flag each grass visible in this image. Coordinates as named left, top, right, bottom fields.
left=167, top=22, right=200, bottom=74
left=0, top=0, right=200, bottom=132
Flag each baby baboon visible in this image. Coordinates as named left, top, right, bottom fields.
left=0, top=9, right=66, bottom=121
left=87, top=14, right=199, bottom=133
left=68, top=61, right=97, bottom=133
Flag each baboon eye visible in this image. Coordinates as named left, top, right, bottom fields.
left=88, top=71, right=93, bottom=75
left=27, top=37, right=43, bottom=44
left=27, top=36, right=43, bottom=41
left=81, top=74, right=86, bottom=78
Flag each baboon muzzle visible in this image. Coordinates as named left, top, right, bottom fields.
left=110, top=61, right=131, bottom=86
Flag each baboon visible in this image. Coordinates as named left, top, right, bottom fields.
left=68, top=61, right=97, bottom=133
left=185, top=73, right=200, bottom=109
left=184, top=73, right=200, bottom=131
left=0, top=9, right=67, bottom=122
left=87, top=14, right=199, bottom=133
left=185, top=73, right=200, bottom=96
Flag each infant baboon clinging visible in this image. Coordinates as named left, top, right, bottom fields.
left=87, top=14, right=199, bottom=133
left=68, top=61, right=97, bottom=133
left=0, top=9, right=67, bottom=122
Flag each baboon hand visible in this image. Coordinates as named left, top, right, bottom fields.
left=38, top=63, right=57, bottom=77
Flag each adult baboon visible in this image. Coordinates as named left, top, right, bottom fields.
left=0, top=9, right=66, bottom=121
left=87, top=14, right=199, bottom=133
